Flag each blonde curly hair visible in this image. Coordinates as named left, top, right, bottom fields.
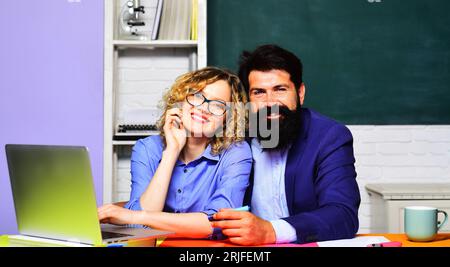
left=157, top=67, right=248, bottom=155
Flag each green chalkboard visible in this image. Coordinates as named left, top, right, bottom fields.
left=207, top=0, right=450, bottom=124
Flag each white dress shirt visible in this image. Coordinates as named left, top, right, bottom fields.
left=250, top=139, right=297, bottom=243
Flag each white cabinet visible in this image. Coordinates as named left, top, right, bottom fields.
left=365, top=183, right=450, bottom=233
left=103, top=0, right=207, bottom=203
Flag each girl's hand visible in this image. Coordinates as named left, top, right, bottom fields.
left=98, top=204, right=139, bottom=226
left=163, top=108, right=187, bottom=153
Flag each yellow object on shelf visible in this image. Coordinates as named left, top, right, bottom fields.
left=191, top=0, right=198, bottom=40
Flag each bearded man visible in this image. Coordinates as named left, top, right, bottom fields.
left=211, top=44, right=361, bottom=245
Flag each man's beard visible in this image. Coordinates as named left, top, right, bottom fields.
left=249, top=103, right=302, bottom=150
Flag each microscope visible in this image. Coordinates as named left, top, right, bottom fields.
left=119, top=0, right=146, bottom=39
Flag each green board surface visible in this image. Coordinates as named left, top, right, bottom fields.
left=207, top=0, right=450, bottom=124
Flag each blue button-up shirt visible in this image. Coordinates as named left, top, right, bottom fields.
left=125, top=135, right=252, bottom=217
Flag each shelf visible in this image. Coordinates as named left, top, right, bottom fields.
left=112, top=140, right=137, bottom=146
left=115, top=131, right=158, bottom=137
left=113, top=40, right=198, bottom=49
left=113, top=131, right=159, bottom=146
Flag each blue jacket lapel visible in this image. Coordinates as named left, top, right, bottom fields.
left=285, top=108, right=310, bottom=214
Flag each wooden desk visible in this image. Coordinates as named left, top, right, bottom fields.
left=159, top=238, right=314, bottom=247
left=160, top=233, right=450, bottom=247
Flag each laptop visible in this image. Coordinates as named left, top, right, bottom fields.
left=5, top=144, right=171, bottom=246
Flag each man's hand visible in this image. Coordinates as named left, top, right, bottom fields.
left=98, top=204, right=140, bottom=226
left=210, top=209, right=276, bottom=246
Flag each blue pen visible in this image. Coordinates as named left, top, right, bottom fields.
left=208, top=205, right=250, bottom=221
left=233, top=205, right=250, bottom=212
left=107, top=243, right=125, bottom=247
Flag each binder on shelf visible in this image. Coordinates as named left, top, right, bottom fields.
left=176, top=0, right=191, bottom=40
left=157, top=0, right=169, bottom=40
left=151, top=0, right=164, bottom=40
left=157, top=0, right=196, bottom=40
left=166, top=0, right=176, bottom=40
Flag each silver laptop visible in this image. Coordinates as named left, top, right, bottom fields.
left=5, top=144, right=171, bottom=246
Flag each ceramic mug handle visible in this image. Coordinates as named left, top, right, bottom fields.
left=437, top=210, right=448, bottom=231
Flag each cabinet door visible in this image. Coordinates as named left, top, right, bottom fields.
left=387, top=200, right=450, bottom=233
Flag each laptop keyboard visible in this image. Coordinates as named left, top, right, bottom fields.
left=101, top=231, right=131, bottom=240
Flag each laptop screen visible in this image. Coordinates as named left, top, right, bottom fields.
left=5, top=145, right=103, bottom=245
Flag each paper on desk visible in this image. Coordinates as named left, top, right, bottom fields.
left=317, top=236, right=390, bottom=247
left=7, top=235, right=92, bottom=247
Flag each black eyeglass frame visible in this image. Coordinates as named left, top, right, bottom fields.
left=185, top=92, right=230, bottom=116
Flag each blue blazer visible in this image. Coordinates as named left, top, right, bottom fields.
left=246, top=108, right=360, bottom=244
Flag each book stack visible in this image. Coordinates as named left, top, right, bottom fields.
left=150, top=0, right=198, bottom=40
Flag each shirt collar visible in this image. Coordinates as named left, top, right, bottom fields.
left=201, top=143, right=220, bottom=161
left=251, top=138, right=292, bottom=154
left=251, top=138, right=264, bottom=154
left=174, top=143, right=220, bottom=166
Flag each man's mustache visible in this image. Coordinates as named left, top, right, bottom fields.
left=254, top=105, right=293, bottom=118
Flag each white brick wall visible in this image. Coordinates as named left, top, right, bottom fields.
left=116, top=48, right=193, bottom=124
left=350, top=125, right=450, bottom=233
left=114, top=146, right=134, bottom=202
